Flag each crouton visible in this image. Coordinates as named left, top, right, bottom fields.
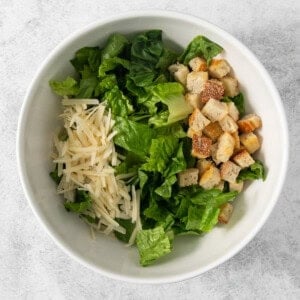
left=219, top=115, right=238, bottom=133
left=221, top=76, right=239, bottom=97
left=191, top=134, right=212, bottom=159
left=240, top=132, right=261, bottom=154
left=220, top=161, right=241, bottom=183
left=185, top=93, right=204, bottom=109
left=201, top=98, right=228, bottom=122
left=188, top=57, right=207, bottom=72
left=186, top=71, right=209, bottom=94
left=231, top=131, right=241, bottom=152
left=199, top=165, right=221, bottom=190
left=227, top=102, right=239, bottom=121
left=218, top=203, right=233, bottom=224
left=203, top=121, right=223, bottom=142
left=208, top=59, right=231, bottom=79
left=199, top=79, right=224, bottom=103
left=229, top=181, right=244, bottom=193
left=187, top=128, right=200, bottom=139
left=216, top=132, right=235, bottom=162
left=211, top=143, right=221, bottom=165
left=196, top=158, right=213, bottom=176
left=189, top=108, right=211, bottom=133
left=237, top=114, right=262, bottom=133
left=178, top=168, right=199, bottom=187
left=168, top=63, right=189, bottom=86
left=215, top=180, right=225, bottom=191
left=232, top=149, right=255, bottom=168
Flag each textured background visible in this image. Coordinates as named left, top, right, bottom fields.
left=0, top=0, right=299, bottom=299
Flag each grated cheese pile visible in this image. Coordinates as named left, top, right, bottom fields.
left=51, top=98, right=141, bottom=240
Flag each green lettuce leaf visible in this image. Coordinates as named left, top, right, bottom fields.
left=237, top=160, right=266, bottom=181
left=155, top=175, right=177, bottom=199
left=136, top=226, right=172, bottom=266
left=114, top=118, right=154, bottom=157
left=114, top=218, right=136, bottom=243
left=64, top=190, right=92, bottom=213
left=186, top=205, right=220, bottom=232
left=103, top=86, right=133, bottom=117
left=49, top=165, right=62, bottom=184
left=179, top=35, right=223, bottom=65
left=98, top=57, right=130, bottom=77
left=49, top=76, right=79, bottom=96
left=222, top=92, right=245, bottom=116
left=70, top=47, right=102, bottom=72
left=101, top=33, right=129, bottom=60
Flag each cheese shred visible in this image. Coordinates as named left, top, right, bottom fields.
left=52, top=101, right=140, bottom=238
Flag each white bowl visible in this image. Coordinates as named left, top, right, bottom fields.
left=17, top=11, right=289, bottom=283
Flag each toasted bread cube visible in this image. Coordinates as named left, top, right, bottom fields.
left=231, top=131, right=241, bottom=152
left=168, top=63, right=189, bottom=86
left=218, top=203, right=233, bottom=224
left=211, top=143, right=221, bottom=165
left=232, top=149, right=255, bottom=168
left=199, top=79, right=224, bottom=103
left=202, top=98, right=228, bottom=122
left=208, top=59, right=231, bottom=79
left=240, top=132, right=261, bottom=154
left=219, top=115, right=238, bottom=133
left=220, top=161, right=241, bottom=183
left=189, top=108, right=211, bottom=132
left=221, top=76, right=239, bottom=97
left=199, top=165, right=221, bottom=189
left=185, top=93, right=204, bottom=109
left=196, top=159, right=213, bottom=176
left=189, top=57, right=207, bottom=71
left=178, top=168, right=199, bottom=187
left=187, top=128, right=200, bottom=138
left=191, top=135, right=212, bottom=159
left=227, top=102, right=239, bottom=121
left=237, top=114, right=262, bottom=133
left=215, top=180, right=225, bottom=191
left=216, top=132, right=235, bottom=162
left=203, top=121, right=223, bottom=142
left=229, top=181, right=244, bottom=193
left=186, top=71, right=209, bottom=94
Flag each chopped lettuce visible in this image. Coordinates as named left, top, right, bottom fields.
left=179, top=35, right=223, bottom=65
left=114, top=218, right=136, bottom=243
left=64, top=190, right=92, bottom=213
left=222, top=92, right=245, bottom=116
left=49, top=76, right=79, bottom=96
left=237, top=161, right=266, bottom=181
left=101, top=33, right=129, bottom=60
left=70, top=47, right=102, bottom=72
left=136, top=226, right=172, bottom=266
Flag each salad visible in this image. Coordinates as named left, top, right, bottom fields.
left=49, top=30, right=266, bottom=266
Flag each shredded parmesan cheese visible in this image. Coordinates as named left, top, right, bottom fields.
left=52, top=101, right=140, bottom=238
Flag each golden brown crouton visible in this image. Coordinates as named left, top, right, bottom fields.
left=178, top=168, right=199, bottom=187
left=219, top=115, right=238, bottom=133
left=196, top=158, right=213, bottom=176
left=221, top=76, right=239, bottom=97
left=229, top=181, right=244, bottom=193
left=231, top=131, right=241, bottom=152
left=208, top=59, right=231, bottom=79
left=189, top=108, right=211, bottom=132
left=185, top=93, right=204, bottom=109
left=203, top=121, right=224, bottom=142
left=191, top=134, right=212, bottom=159
left=186, top=71, right=209, bottom=94
left=215, top=180, right=225, bottom=191
left=199, top=79, right=224, bottom=103
left=199, top=165, right=221, bottom=189
left=237, top=114, right=262, bottom=133
left=216, top=132, right=235, bottom=162
left=201, top=98, right=228, bottom=122
left=218, top=203, right=234, bottom=224
left=168, top=63, right=189, bottom=86
left=227, top=102, right=239, bottom=121
left=240, top=132, right=261, bottom=154
left=220, top=161, right=241, bottom=183
left=211, top=143, right=222, bottom=165
left=232, top=149, right=255, bottom=168
left=188, top=57, right=207, bottom=72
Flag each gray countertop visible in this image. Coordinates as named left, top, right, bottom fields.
left=0, top=0, right=299, bottom=298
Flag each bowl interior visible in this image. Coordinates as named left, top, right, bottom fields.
left=18, top=12, right=288, bottom=283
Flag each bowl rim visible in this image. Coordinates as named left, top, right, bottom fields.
left=16, top=10, right=289, bottom=284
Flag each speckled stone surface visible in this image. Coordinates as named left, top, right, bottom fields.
left=0, top=0, right=299, bottom=298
